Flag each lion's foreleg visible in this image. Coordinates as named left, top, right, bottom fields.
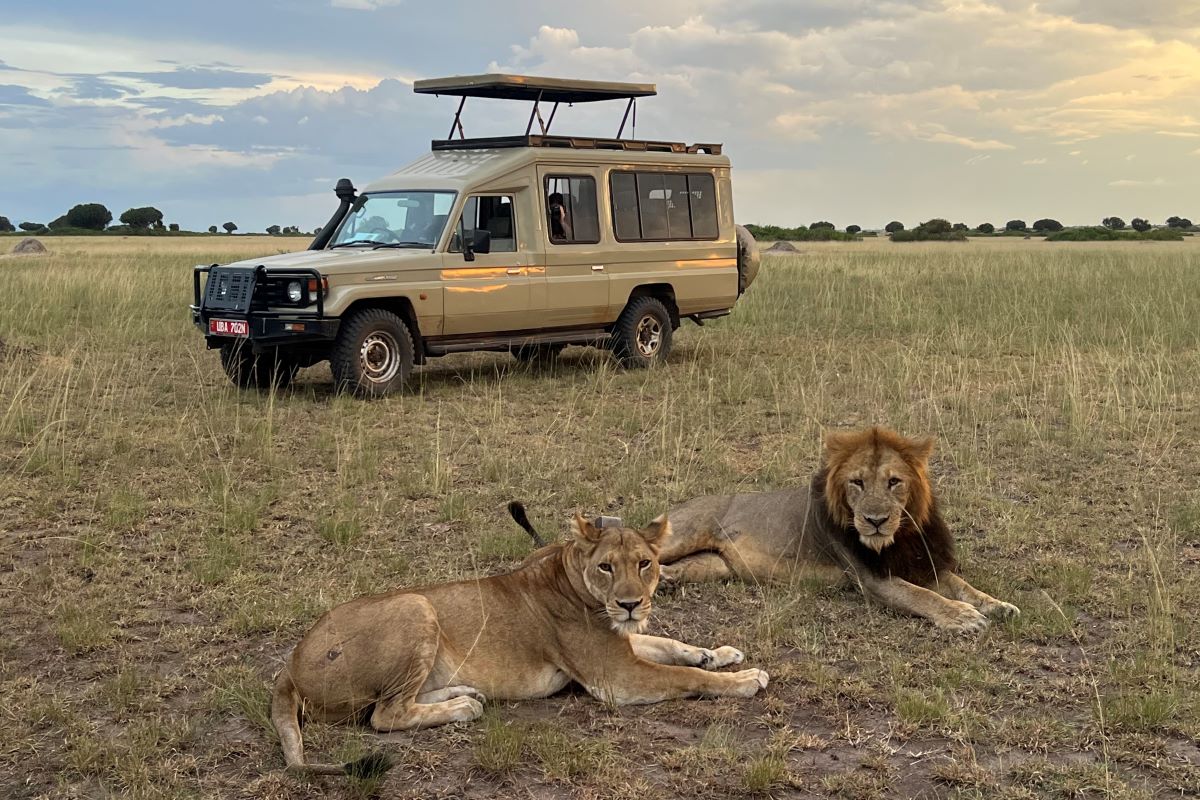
left=939, top=572, right=1020, bottom=619
left=582, top=660, right=769, bottom=706
left=629, top=634, right=744, bottom=670
left=659, top=552, right=734, bottom=584
left=858, top=574, right=989, bottom=633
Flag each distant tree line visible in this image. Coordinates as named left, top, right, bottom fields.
left=1, top=202, right=317, bottom=236
left=741, top=215, right=1196, bottom=243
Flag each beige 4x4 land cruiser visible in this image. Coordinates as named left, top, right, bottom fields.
left=190, top=74, right=760, bottom=396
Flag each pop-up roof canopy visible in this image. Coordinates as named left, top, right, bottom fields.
left=412, top=73, right=657, bottom=104
left=410, top=73, right=723, bottom=154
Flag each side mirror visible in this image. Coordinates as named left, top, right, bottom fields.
left=472, top=228, right=491, bottom=255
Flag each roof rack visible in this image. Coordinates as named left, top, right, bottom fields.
left=430, top=134, right=722, bottom=155
left=414, top=73, right=658, bottom=142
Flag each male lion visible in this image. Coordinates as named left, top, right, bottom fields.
left=657, top=427, right=1019, bottom=633
left=272, top=512, right=768, bottom=775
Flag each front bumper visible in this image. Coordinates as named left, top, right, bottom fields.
left=191, top=264, right=341, bottom=351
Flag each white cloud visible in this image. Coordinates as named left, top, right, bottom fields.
left=1023, top=158, right=1047, bottom=164
left=1156, top=130, right=1200, bottom=137
left=1109, top=178, right=1167, bottom=187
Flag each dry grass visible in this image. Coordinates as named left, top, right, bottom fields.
left=2, top=235, right=1199, bottom=798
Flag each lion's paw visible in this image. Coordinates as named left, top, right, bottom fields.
left=980, top=599, right=1021, bottom=620
left=447, top=696, right=485, bottom=723
left=446, top=685, right=488, bottom=704
left=729, top=668, right=769, bottom=697
left=936, top=601, right=990, bottom=634
left=701, top=646, right=744, bottom=669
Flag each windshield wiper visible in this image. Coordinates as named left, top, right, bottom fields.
left=371, top=241, right=431, bottom=250
left=329, top=239, right=378, bottom=248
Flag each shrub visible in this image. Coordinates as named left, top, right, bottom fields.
left=1165, top=216, right=1192, bottom=229
left=266, top=225, right=281, bottom=235
left=845, top=224, right=861, bottom=234
left=0, top=216, right=14, bottom=233
left=742, top=224, right=858, bottom=241
left=18, top=222, right=44, bottom=232
left=1032, top=218, right=1063, bottom=232
left=890, top=218, right=968, bottom=242
left=952, top=222, right=968, bottom=232
left=885, top=220, right=905, bottom=234
left=1005, top=219, right=1026, bottom=232
left=208, top=225, right=218, bottom=234
left=222, top=222, right=238, bottom=234
left=65, top=203, right=113, bottom=231
left=119, top=207, right=164, bottom=230
left=1046, top=226, right=1183, bottom=242
left=809, top=221, right=835, bottom=230
left=975, top=222, right=995, bottom=234
left=1131, top=218, right=1151, bottom=232
left=1102, top=216, right=1126, bottom=230
left=169, top=223, right=180, bottom=232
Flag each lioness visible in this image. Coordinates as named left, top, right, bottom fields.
left=272, top=512, right=768, bottom=775
left=657, top=427, right=1019, bottom=632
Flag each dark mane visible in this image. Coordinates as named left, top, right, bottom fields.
left=810, top=470, right=958, bottom=585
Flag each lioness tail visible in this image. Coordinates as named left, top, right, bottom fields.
left=270, top=669, right=392, bottom=778
left=508, top=500, right=545, bottom=547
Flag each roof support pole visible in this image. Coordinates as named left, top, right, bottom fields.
left=616, top=97, right=635, bottom=139
left=448, top=96, right=466, bottom=140
left=525, top=90, right=546, bottom=135
left=544, top=101, right=559, bottom=134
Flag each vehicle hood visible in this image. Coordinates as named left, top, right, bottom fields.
left=220, top=248, right=432, bottom=271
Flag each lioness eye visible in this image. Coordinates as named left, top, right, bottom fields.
left=638, top=559, right=651, bottom=570
left=888, top=477, right=902, bottom=488
left=849, top=478, right=864, bottom=488
left=598, top=563, right=613, bottom=573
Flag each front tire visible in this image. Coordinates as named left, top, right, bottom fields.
left=219, top=343, right=300, bottom=391
left=609, top=296, right=673, bottom=368
left=329, top=308, right=414, bottom=397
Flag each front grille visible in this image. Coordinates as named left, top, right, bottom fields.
left=202, top=267, right=257, bottom=313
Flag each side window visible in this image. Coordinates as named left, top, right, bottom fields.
left=544, top=176, right=599, bottom=244
left=450, top=194, right=517, bottom=253
left=609, top=171, right=719, bottom=241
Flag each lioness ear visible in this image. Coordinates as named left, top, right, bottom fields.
left=571, top=513, right=602, bottom=544
left=640, top=514, right=671, bottom=548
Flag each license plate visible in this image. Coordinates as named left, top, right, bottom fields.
left=209, top=318, right=249, bottom=337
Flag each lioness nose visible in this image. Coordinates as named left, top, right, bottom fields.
left=865, top=515, right=887, bottom=530
left=617, top=600, right=641, bottom=613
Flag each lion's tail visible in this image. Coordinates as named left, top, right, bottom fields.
left=270, top=669, right=392, bottom=778
left=508, top=500, right=545, bottom=547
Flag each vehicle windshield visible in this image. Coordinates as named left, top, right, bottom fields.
left=329, top=191, right=456, bottom=249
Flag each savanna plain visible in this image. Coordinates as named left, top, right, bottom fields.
left=1, top=235, right=1198, bottom=799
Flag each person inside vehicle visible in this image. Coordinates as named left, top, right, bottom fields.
left=548, top=192, right=573, bottom=241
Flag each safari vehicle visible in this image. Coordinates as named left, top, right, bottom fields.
left=190, top=74, right=760, bottom=396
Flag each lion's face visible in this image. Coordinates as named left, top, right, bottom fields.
left=572, top=514, right=668, bottom=636
left=824, top=428, right=935, bottom=553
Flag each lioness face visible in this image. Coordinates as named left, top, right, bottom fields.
left=825, top=428, right=936, bottom=553
left=572, top=514, right=669, bottom=636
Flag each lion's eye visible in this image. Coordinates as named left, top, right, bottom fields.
left=888, top=477, right=902, bottom=488
left=849, top=478, right=864, bottom=488
left=598, top=563, right=613, bottom=574
left=638, top=559, right=651, bottom=570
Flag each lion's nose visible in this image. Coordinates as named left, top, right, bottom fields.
left=865, top=515, right=888, bottom=530
left=617, top=600, right=641, bottom=614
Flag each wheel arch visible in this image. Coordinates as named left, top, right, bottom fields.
left=341, top=297, right=425, bottom=363
left=623, top=283, right=679, bottom=329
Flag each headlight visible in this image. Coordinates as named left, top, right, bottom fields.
left=286, top=281, right=303, bottom=303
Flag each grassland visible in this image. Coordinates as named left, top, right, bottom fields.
left=1, top=235, right=1198, bottom=799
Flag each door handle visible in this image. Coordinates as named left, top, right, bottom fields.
left=591, top=265, right=605, bottom=272
left=506, top=268, right=521, bottom=275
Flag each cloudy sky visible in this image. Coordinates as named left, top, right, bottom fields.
left=2, top=1, right=1198, bottom=231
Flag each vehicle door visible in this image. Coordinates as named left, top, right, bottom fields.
left=536, top=169, right=608, bottom=328
left=441, top=193, right=533, bottom=335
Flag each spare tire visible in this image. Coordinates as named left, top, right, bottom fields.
left=735, top=225, right=760, bottom=294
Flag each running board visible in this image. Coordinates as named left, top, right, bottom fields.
left=424, top=329, right=610, bottom=356
left=687, top=309, right=731, bottom=326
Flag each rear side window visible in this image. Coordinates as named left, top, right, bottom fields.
left=545, top=175, right=600, bottom=244
left=609, top=171, right=719, bottom=241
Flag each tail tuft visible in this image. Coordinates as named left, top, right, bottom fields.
left=343, top=751, right=394, bottom=780
left=508, top=500, right=545, bottom=547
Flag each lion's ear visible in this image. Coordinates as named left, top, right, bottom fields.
left=571, top=513, right=602, bottom=544
left=823, top=430, right=857, bottom=461
left=640, top=514, right=671, bottom=548
left=908, top=436, right=936, bottom=463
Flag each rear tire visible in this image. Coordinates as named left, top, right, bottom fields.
left=609, top=296, right=673, bottom=368
left=220, top=343, right=299, bottom=391
left=511, top=343, right=565, bottom=364
left=329, top=308, right=414, bottom=397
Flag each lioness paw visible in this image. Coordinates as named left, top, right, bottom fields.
left=981, top=599, right=1021, bottom=619
left=730, top=668, right=769, bottom=697
left=704, top=646, right=744, bottom=669
left=447, top=696, right=485, bottom=723
left=937, top=601, right=989, bottom=634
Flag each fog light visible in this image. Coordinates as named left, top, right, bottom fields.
left=286, top=281, right=303, bottom=302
